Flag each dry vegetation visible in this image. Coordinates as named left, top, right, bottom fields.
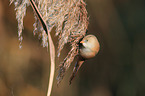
left=0, top=0, right=145, bottom=96
left=8, top=0, right=89, bottom=96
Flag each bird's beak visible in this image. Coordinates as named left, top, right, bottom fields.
left=80, top=41, right=84, bottom=44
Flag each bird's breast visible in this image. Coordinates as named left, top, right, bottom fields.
left=79, top=47, right=96, bottom=59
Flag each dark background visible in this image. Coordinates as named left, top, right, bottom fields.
left=0, top=0, right=145, bottom=96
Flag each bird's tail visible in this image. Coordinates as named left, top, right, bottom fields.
left=69, top=60, right=84, bottom=84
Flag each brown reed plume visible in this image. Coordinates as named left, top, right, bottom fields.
left=10, top=0, right=89, bottom=95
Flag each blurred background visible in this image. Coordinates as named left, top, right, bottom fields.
left=0, top=0, right=145, bottom=96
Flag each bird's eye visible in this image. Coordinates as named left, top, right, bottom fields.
left=86, top=39, right=88, bottom=42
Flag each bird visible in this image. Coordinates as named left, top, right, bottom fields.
left=69, top=34, right=100, bottom=84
